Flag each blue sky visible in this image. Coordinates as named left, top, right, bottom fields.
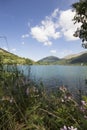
left=0, top=0, right=85, bottom=61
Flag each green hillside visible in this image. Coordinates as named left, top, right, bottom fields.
left=0, top=48, right=34, bottom=65
left=69, top=53, right=87, bottom=65
left=1, top=48, right=87, bottom=65
left=37, top=56, right=60, bottom=64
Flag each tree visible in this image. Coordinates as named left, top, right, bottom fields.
left=72, top=0, right=87, bottom=48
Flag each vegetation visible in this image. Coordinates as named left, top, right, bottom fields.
left=72, top=0, right=87, bottom=45
left=1, top=47, right=87, bottom=65
left=0, top=48, right=34, bottom=65
left=0, top=56, right=87, bottom=130
left=69, top=53, right=87, bottom=65
left=0, top=1, right=87, bottom=129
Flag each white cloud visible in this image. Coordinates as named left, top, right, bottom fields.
left=31, top=26, right=48, bottom=43
left=30, top=8, right=81, bottom=45
left=30, top=8, right=61, bottom=46
left=52, top=8, right=59, bottom=18
left=50, top=50, right=57, bottom=53
left=59, top=9, right=81, bottom=41
left=21, top=34, right=29, bottom=38
left=63, top=29, right=79, bottom=41
left=44, top=41, right=52, bottom=46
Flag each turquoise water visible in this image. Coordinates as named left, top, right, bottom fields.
left=18, top=65, right=87, bottom=96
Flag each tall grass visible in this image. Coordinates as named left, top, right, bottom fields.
left=0, top=57, right=87, bottom=130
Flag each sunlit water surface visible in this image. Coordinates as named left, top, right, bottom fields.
left=16, top=65, right=87, bottom=98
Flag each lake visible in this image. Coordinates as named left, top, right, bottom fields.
left=18, top=65, right=87, bottom=97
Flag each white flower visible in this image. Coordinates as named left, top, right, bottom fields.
left=60, top=126, right=77, bottom=130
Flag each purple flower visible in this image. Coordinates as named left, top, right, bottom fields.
left=81, top=100, right=86, bottom=106
left=68, top=126, right=77, bottom=130
left=60, top=125, right=67, bottom=130
left=84, top=115, right=87, bottom=119
left=80, top=106, right=85, bottom=112
left=59, top=86, right=67, bottom=92
left=60, top=126, right=77, bottom=130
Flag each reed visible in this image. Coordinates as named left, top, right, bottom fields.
left=0, top=58, right=87, bottom=130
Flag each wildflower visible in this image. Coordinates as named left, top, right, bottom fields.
left=64, top=96, right=67, bottom=99
left=66, top=93, right=72, bottom=100
left=80, top=106, right=85, bottom=112
left=68, top=126, right=77, bottom=130
left=64, top=93, right=72, bottom=101
left=59, top=85, right=67, bottom=92
left=81, top=100, right=86, bottom=106
left=10, top=98, right=12, bottom=103
left=60, top=126, right=77, bottom=130
left=60, top=125, right=67, bottom=130
left=61, top=98, right=64, bottom=102
left=84, top=115, right=87, bottom=119
left=10, top=97, right=14, bottom=103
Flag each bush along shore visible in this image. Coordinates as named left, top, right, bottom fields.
left=0, top=61, right=87, bottom=129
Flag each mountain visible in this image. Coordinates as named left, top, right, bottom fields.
left=55, top=51, right=87, bottom=65
left=37, top=56, right=60, bottom=64
left=1, top=48, right=87, bottom=65
left=37, top=51, right=87, bottom=65
left=0, top=48, right=34, bottom=65
left=64, top=51, right=87, bottom=59
left=64, top=54, right=82, bottom=59
left=68, top=53, right=87, bottom=65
